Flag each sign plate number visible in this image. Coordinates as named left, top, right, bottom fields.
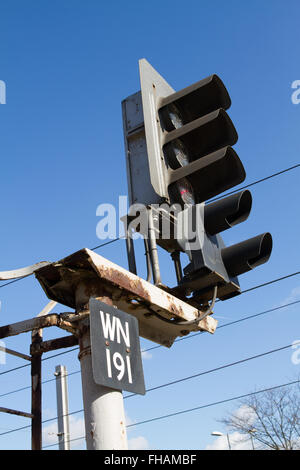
left=89, top=298, right=145, bottom=395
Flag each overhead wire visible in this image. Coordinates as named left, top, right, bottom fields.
left=0, top=162, right=299, bottom=291
left=126, top=379, right=300, bottom=430
left=0, top=347, right=79, bottom=377
left=208, top=163, right=300, bottom=202
left=0, top=298, right=299, bottom=398
left=0, top=275, right=299, bottom=378
left=42, top=378, right=300, bottom=449
left=0, top=164, right=299, bottom=445
left=0, top=340, right=297, bottom=438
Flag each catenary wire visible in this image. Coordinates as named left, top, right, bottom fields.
left=0, top=272, right=299, bottom=378
left=0, top=340, right=297, bottom=438
left=123, top=342, right=296, bottom=398
left=0, top=166, right=298, bottom=446
left=0, top=163, right=299, bottom=291
left=42, top=378, right=300, bottom=449
left=208, top=163, right=300, bottom=202
left=0, top=298, right=299, bottom=399
left=0, top=347, right=79, bottom=377
left=126, top=379, right=300, bottom=429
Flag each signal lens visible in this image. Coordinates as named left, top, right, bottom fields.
left=168, top=103, right=184, bottom=129
left=164, top=139, right=190, bottom=169
left=177, top=178, right=195, bottom=206
left=160, top=103, right=184, bottom=131
left=172, top=140, right=189, bottom=167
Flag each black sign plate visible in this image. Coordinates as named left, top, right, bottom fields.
left=89, top=298, right=145, bottom=395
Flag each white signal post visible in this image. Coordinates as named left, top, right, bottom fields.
left=76, top=283, right=128, bottom=450
left=54, top=365, right=70, bottom=450
left=79, top=331, right=128, bottom=450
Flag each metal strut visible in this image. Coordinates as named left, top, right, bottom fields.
left=147, top=208, right=161, bottom=286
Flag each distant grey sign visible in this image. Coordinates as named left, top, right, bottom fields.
left=89, top=298, right=145, bottom=395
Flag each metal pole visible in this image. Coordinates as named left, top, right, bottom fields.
left=125, top=233, right=137, bottom=275
left=76, top=282, right=128, bottom=450
left=226, top=433, right=232, bottom=450
left=171, top=251, right=183, bottom=284
left=123, top=217, right=137, bottom=275
left=148, top=209, right=161, bottom=285
left=54, top=365, right=70, bottom=450
left=144, top=238, right=152, bottom=282
left=250, top=432, right=255, bottom=450
left=31, top=328, right=42, bottom=450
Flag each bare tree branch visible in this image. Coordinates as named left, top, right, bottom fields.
left=219, top=381, right=300, bottom=450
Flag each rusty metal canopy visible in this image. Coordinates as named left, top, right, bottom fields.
left=34, top=249, right=217, bottom=347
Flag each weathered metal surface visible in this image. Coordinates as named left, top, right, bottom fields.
left=0, top=407, right=33, bottom=419
left=55, top=365, right=71, bottom=450
left=0, top=345, right=31, bottom=361
left=30, top=335, right=78, bottom=355
left=35, top=249, right=218, bottom=347
left=0, top=313, right=78, bottom=340
left=31, top=329, right=42, bottom=451
left=0, top=261, right=51, bottom=280
left=0, top=314, right=59, bottom=339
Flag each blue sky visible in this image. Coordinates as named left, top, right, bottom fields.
left=0, top=0, right=299, bottom=450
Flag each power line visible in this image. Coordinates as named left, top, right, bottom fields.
left=0, top=237, right=122, bottom=291
left=124, top=342, right=295, bottom=398
left=43, top=435, right=85, bottom=449
left=0, top=340, right=296, bottom=438
left=90, top=236, right=124, bottom=251
left=213, top=271, right=300, bottom=304
left=241, top=271, right=300, bottom=295
left=0, top=163, right=299, bottom=291
left=208, top=163, right=300, bottom=202
left=0, top=273, right=299, bottom=379
left=1, top=298, right=299, bottom=399
left=0, top=278, right=27, bottom=289
left=145, top=299, right=300, bottom=352
left=0, top=347, right=79, bottom=377
left=0, top=370, right=81, bottom=399
left=0, top=363, right=30, bottom=376
left=126, top=379, right=300, bottom=429
left=91, top=164, right=300, bottom=251
left=42, top=378, right=300, bottom=449
left=0, top=263, right=298, bottom=428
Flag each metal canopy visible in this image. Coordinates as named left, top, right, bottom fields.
left=35, top=248, right=217, bottom=347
